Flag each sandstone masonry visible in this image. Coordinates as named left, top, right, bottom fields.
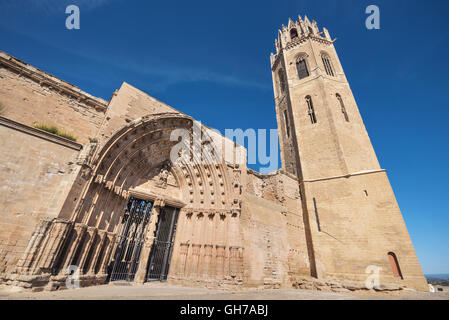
left=0, top=15, right=428, bottom=292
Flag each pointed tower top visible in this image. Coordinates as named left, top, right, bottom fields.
left=271, top=14, right=333, bottom=59
left=288, top=18, right=295, bottom=29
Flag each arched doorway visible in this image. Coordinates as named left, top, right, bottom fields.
left=53, top=113, right=241, bottom=285
left=388, top=252, right=403, bottom=279
left=16, top=113, right=243, bottom=288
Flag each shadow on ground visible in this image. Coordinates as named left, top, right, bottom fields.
left=1, top=283, right=449, bottom=300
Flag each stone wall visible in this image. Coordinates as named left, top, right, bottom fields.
left=169, top=208, right=244, bottom=288
left=241, top=170, right=311, bottom=288
left=0, top=51, right=108, bottom=145
left=0, top=117, right=83, bottom=277
left=303, top=170, right=429, bottom=291
left=240, top=193, right=289, bottom=287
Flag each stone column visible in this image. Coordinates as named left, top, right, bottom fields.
left=99, top=233, right=117, bottom=275
left=134, top=198, right=165, bottom=284
left=210, top=245, right=217, bottom=279
left=15, top=218, right=53, bottom=274
left=78, top=227, right=98, bottom=274
left=87, top=230, right=107, bottom=275
left=191, top=244, right=201, bottom=278
left=216, top=245, right=225, bottom=280
left=38, top=219, right=72, bottom=274
left=176, top=243, right=189, bottom=278
left=60, top=223, right=87, bottom=273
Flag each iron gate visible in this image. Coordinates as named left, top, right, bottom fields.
left=109, top=197, right=153, bottom=281
left=146, top=206, right=179, bottom=281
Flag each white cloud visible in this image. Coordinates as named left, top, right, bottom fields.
left=69, top=49, right=271, bottom=92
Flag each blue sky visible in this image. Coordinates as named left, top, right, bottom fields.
left=0, top=0, right=448, bottom=275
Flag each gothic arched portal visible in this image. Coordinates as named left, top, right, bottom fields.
left=17, top=113, right=244, bottom=288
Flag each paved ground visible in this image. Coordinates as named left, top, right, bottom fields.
left=0, top=282, right=448, bottom=300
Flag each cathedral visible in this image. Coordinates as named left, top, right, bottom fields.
left=0, top=15, right=428, bottom=292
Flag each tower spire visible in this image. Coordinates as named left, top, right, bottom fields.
left=271, top=15, right=332, bottom=58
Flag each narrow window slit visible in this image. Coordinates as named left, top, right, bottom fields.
left=336, top=94, right=349, bottom=122
left=283, top=110, right=290, bottom=137
left=306, top=96, right=317, bottom=124
left=313, top=197, right=321, bottom=232
left=278, top=69, right=286, bottom=93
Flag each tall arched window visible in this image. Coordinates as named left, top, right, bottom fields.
left=306, top=96, right=317, bottom=124
left=278, top=69, right=286, bottom=93
left=290, top=28, right=298, bottom=40
left=336, top=94, right=349, bottom=122
left=388, top=252, right=403, bottom=279
left=296, top=54, right=309, bottom=80
left=321, top=53, right=335, bottom=76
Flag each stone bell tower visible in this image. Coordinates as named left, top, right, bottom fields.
left=271, top=14, right=380, bottom=179
left=270, top=15, right=428, bottom=291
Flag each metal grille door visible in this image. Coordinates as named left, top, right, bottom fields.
left=146, top=206, right=179, bottom=281
left=110, top=197, right=153, bottom=281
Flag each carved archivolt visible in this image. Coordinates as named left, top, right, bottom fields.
left=72, top=113, right=239, bottom=232
left=9, top=113, right=244, bottom=288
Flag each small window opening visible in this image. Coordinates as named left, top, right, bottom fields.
left=336, top=94, right=349, bottom=122
left=296, top=57, right=309, bottom=80
left=290, top=28, right=298, bottom=40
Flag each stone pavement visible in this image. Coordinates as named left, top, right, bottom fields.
left=0, top=283, right=448, bottom=300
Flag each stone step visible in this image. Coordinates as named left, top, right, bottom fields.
left=109, top=281, right=132, bottom=286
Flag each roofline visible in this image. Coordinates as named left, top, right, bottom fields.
left=0, top=50, right=109, bottom=111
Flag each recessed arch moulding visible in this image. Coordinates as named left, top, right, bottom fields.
left=8, top=103, right=296, bottom=290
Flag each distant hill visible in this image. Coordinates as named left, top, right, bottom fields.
left=425, top=274, right=449, bottom=279
left=425, top=274, right=449, bottom=286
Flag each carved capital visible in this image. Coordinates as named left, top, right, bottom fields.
left=74, top=223, right=87, bottom=232
left=154, top=198, right=166, bottom=208
left=87, top=226, right=97, bottom=235
left=94, top=174, right=104, bottom=184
